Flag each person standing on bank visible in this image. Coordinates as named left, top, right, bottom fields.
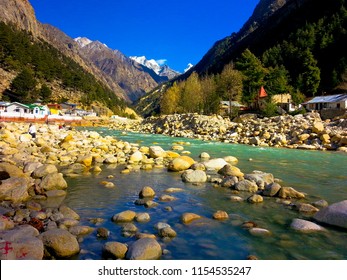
left=28, top=123, right=37, bottom=139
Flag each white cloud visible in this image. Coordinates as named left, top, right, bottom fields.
left=156, top=59, right=167, bottom=66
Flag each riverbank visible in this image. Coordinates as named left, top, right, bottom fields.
left=103, top=112, right=347, bottom=152
left=14, top=111, right=347, bottom=152
left=0, top=121, right=346, bottom=260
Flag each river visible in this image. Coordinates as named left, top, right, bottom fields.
left=63, top=127, right=347, bottom=260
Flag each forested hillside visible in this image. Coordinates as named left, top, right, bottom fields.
left=136, top=0, right=347, bottom=117
left=0, top=22, right=126, bottom=113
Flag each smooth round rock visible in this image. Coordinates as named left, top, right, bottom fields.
left=125, top=238, right=162, bottom=260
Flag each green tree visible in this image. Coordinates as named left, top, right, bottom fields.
left=264, top=65, right=291, bottom=96
left=262, top=100, right=278, bottom=117
left=297, top=49, right=321, bottom=95
left=262, top=44, right=283, bottom=68
left=10, top=68, right=37, bottom=103
left=40, top=84, right=52, bottom=103
left=236, top=49, right=267, bottom=104
left=291, top=89, right=306, bottom=105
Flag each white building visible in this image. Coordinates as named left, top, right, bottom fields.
left=5, top=102, right=31, bottom=114
left=303, top=94, right=347, bottom=110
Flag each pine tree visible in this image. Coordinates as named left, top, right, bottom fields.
left=40, top=84, right=52, bottom=103
left=264, top=65, right=291, bottom=96
left=297, top=49, right=321, bottom=95
left=10, top=68, right=37, bottom=103
left=236, top=49, right=267, bottom=104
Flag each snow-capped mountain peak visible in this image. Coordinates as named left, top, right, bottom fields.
left=184, top=63, right=194, bottom=73
left=74, top=37, right=93, bottom=48
left=130, top=56, right=161, bottom=75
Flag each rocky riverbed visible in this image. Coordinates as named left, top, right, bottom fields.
left=136, top=112, right=347, bottom=152
left=104, top=112, right=347, bottom=152
left=0, top=121, right=346, bottom=260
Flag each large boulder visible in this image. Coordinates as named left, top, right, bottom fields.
left=23, top=162, right=43, bottom=174
left=0, top=162, right=26, bottom=179
left=112, top=210, right=136, bottom=223
left=247, top=194, right=264, bottom=203
left=313, top=200, right=347, bottom=229
left=103, top=242, right=128, bottom=259
left=40, top=173, right=68, bottom=191
left=312, top=121, right=325, bottom=134
left=69, top=226, right=94, bottom=236
left=234, top=180, right=258, bottom=192
left=181, top=213, right=202, bottom=224
left=0, top=225, right=39, bottom=241
left=129, top=151, right=144, bottom=162
left=218, top=164, right=244, bottom=177
left=0, top=238, right=44, bottom=260
left=59, top=205, right=80, bottom=220
left=32, top=164, right=58, bottom=178
left=40, top=229, right=80, bottom=258
left=199, top=152, right=210, bottom=159
left=294, top=203, right=319, bottom=214
left=212, top=210, right=229, bottom=220
left=181, top=170, right=207, bottom=183
left=125, top=238, right=162, bottom=260
left=139, top=186, right=155, bottom=198
left=245, top=171, right=275, bottom=186
left=203, top=158, right=228, bottom=170
left=149, top=146, right=166, bottom=158
left=263, top=182, right=282, bottom=197
left=76, top=155, right=93, bottom=167
left=290, top=218, right=326, bottom=233
left=223, top=156, right=238, bottom=165
left=168, top=156, right=195, bottom=171
left=0, top=177, right=30, bottom=203
left=278, top=187, right=305, bottom=199
left=135, top=212, right=151, bottom=223
left=103, top=156, right=118, bottom=164
left=221, top=176, right=239, bottom=188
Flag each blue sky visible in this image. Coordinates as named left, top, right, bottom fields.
left=30, top=0, right=259, bottom=73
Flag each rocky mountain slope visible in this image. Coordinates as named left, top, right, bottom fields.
left=185, top=0, right=305, bottom=76
left=0, top=0, right=170, bottom=104
left=0, top=0, right=40, bottom=37
left=136, top=0, right=347, bottom=116
left=41, top=25, right=128, bottom=101
left=74, top=38, right=168, bottom=102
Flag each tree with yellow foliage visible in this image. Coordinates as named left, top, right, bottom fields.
left=160, top=82, right=180, bottom=114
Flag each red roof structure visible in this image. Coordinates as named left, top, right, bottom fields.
left=258, top=86, right=268, bottom=98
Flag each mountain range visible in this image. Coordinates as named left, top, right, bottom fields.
left=1, top=0, right=346, bottom=117
left=135, top=0, right=347, bottom=116
left=0, top=0, right=178, bottom=104
left=129, top=56, right=180, bottom=80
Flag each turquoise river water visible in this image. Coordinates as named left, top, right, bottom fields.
left=64, top=127, right=347, bottom=260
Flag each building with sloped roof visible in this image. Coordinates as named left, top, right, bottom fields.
left=219, top=101, right=247, bottom=115
left=303, top=94, right=347, bottom=111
